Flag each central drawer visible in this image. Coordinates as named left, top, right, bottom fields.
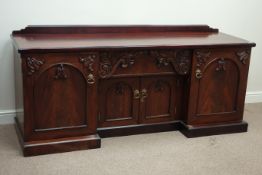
left=98, top=50, right=192, bottom=78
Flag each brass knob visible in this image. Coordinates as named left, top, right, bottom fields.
left=140, top=88, right=148, bottom=102
left=195, top=69, right=202, bottom=79
left=87, top=74, right=95, bottom=84
left=133, top=89, right=140, bottom=99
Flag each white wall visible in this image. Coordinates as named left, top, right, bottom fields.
left=0, top=0, right=262, bottom=122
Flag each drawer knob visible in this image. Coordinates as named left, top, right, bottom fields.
left=87, top=74, right=95, bottom=84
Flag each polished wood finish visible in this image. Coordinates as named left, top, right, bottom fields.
left=12, top=25, right=255, bottom=156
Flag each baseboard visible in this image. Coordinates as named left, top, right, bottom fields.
left=245, top=91, right=262, bottom=103
left=0, top=110, right=15, bottom=125
left=180, top=121, right=248, bottom=138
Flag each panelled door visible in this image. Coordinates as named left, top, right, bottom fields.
left=98, top=76, right=177, bottom=127
left=187, top=48, right=251, bottom=126
left=139, top=76, right=177, bottom=123
left=23, top=52, right=98, bottom=141
left=98, top=78, right=140, bottom=127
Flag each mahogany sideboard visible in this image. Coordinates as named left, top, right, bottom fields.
left=11, top=25, right=256, bottom=156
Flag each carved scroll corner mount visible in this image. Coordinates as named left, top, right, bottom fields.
left=236, top=50, right=250, bottom=65
left=26, top=57, right=44, bottom=76
left=196, top=51, right=211, bottom=67
left=79, top=57, right=95, bottom=72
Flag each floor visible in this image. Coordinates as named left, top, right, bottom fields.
left=0, top=103, right=262, bottom=175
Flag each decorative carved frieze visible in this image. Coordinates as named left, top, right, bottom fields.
left=54, top=64, right=68, bottom=79
left=236, top=50, right=249, bottom=65
left=99, top=51, right=145, bottom=78
left=216, top=58, right=226, bottom=71
left=26, top=57, right=44, bottom=75
left=150, top=50, right=175, bottom=67
left=118, top=52, right=136, bottom=68
left=150, top=50, right=192, bottom=75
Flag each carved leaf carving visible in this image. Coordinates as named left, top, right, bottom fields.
left=54, top=64, right=68, bottom=79
left=150, top=50, right=176, bottom=67
left=216, top=58, right=226, bottom=71
left=196, top=51, right=211, bottom=67
left=150, top=50, right=192, bottom=75
left=99, top=51, right=145, bottom=78
left=173, top=50, right=192, bottom=75
left=26, top=57, right=44, bottom=75
left=79, top=53, right=97, bottom=72
left=99, top=52, right=112, bottom=78
left=236, top=50, right=249, bottom=65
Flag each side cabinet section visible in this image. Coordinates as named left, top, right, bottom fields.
left=21, top=52, right=99, bottom=141
left=187, top=48, right=251, bottom=126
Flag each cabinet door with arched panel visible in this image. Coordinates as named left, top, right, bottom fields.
left=139, top=76, right=177, bottom=123
left=187, top=48, right=251, bottom=126
left=98, top=78, right=140, bottom=127
left=22, top=52, right=98, bottom=141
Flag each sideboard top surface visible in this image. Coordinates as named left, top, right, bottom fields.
left=12, top=25, right=256, bottom=53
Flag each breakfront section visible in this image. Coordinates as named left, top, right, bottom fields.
left=97, top=49, right=192, bottom=129
left=16, top=52, right=101, bottom=156
left=183, top=47, right=252, bottom=137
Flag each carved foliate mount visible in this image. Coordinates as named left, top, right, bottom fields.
left=79, top=53, right=97, bottom=85
left=150, top=50, right=192, bottom=75
left=173, top=50, right=192, bottom=75
left=196, top=51, right=211, bottom=68
left=99, top=51, right=145, bottom=78
left=99, top=52, right=112, bottom=78
left=54, top=64, right=68, bottom=80
left=195, top=51, right=211, bottom=79
left=26, top=57, right=44, bottom=75
left=150, top=50, right=175, bottom=67
left=236, top=50, right=250, bottom=65
left=79, top=53, right=97, bottom=72
left=216, top=58, right=226, bottom=71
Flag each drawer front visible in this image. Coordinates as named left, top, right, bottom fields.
left=21, top=52, right=99, bottom=141
left=98, top=49, right=192, bottom=78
